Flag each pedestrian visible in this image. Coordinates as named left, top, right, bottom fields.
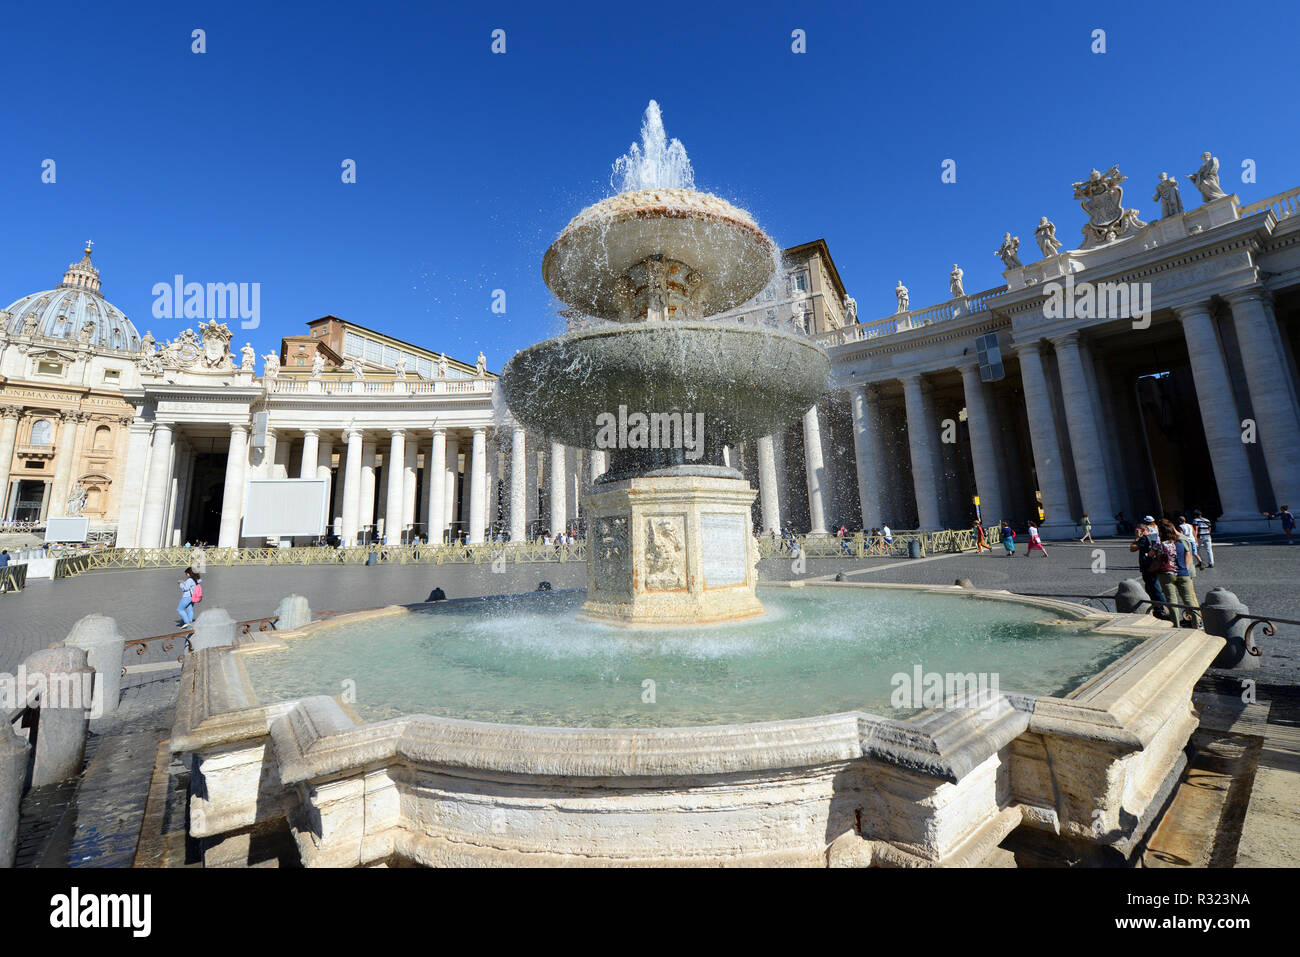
left=1129, top=517, right=1168, bottom=620
left=1192, top=509, right=1214, bottom=568
left=1281, top=505, right=1296, bottom=544
left=1079, top=513, right=1094, bottom=543
left=881, top=523, right=893, bottom=547
left=1026, top=521, right=1048, bottom=557
left=177, top=566, right=202, bottom=625
left=975, top=520, right=991, bottom=553
left=1000, top=521, right=1016, bottom=556
left=0, top=549, right=8, bottom=568
left=1175, top=514, right=1203, bottom=569
left=1156, top=519, right=1200, bottom=627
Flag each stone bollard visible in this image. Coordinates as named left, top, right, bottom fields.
left=274, top=595, right=312, bottom=631
left=63, top=614, right=125, bottom=720
left=1115, top=579, right=1149, bottom=614
left=22, top=647, right=93, bottom=787
left=1200, top=588, right=1257, bottom=670
left=0, top=723, right=27, bottom=867
left=190, top=608, right=237, bottom=653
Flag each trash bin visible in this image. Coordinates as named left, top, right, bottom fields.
left=907, top=539, right=922, bottom=559
left=366, top=552, right=378, bottom=566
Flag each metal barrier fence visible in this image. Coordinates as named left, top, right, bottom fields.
left=0, top=563, right=27, bottom=594
left=81, top=529, right=981, bottom=571
left=53, top=554, right=92, bottom=579
left=84, top=541, right=590, bottom=570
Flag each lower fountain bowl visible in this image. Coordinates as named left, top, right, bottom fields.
left=499, top=321, right=830, bottom=450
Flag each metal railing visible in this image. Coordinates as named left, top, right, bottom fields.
left=0, top=564, right=27, bottom=594
left=85, top=540, right=589, bottom=569
left=757, top=528, right=976, bottom=559
left=53, top=554, right=92, bottom=579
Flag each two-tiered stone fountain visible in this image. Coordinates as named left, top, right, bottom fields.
left=500, top=101, right=829, bottom=625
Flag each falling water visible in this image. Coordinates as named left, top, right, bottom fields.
left=610, top=100, right=695, bottom=193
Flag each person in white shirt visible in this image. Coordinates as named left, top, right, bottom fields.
left=1191, top=510, right=1214, bottom=567
left=1176, top=515, right=1203, bottom=569
left=1026, top=523, right=1048, bottom=557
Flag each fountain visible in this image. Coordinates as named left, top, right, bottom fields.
left=500, top=101, right=829, bottom=625
left=169, top=104, right=1226, bottom=869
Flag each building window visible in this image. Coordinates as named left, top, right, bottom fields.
left=30, top=419, right=53, bottom=445
left=36, top=361, right=64, bottom=376
left=104, top=369, right=121, bottom=383
left=54, top=317, right=66, bottom=337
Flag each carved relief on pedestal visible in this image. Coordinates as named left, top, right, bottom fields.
left=644, top=515, right=687, bottom=591
left=591, top=516, right=630, bottom=594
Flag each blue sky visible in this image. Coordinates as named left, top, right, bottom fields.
left=2, top=0, right=1297, bottom=368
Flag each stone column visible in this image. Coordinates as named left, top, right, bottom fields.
left=549, top=442, right=567, bottom=534
left=1052, top=332, right=1114, bottom=522
left=399, top=438, right=416, bottom=534
left=848, top=386, right=883, bottom=529
left=444, top=435, right=460, bottom=538
left=468, top=428, right=487, bottom=543
left=510, top=427, right=526, bottom=542
left=138, top=423, right=175, bottom=548
left=115, top=422, right=153, bottom=547
left=258, top=428, right=278, bottom=479
left=217, top=424, right=249, bottom=547
left=340, top=428, right=364, bottom=545
left=359, top=439, right=377, bottom=542
left=958, top=363, right=1007, bottom=525
left=48, top=411, right=82, bottom=519
left=757, top=434, right=781, bottom=534
left=1226, top=286, right=1300, bottom=507
left=901, top=376, right=941, bottom=529
left=273, top=434, right=291, bottom=479
left=427, top=428, right=446, bottom=544
left=802, top=405, right=829, bottom=534
left=589, top=448, right=607, bottom=483
left=317, top=437, right=335, bottom=531
left=1015, top=340, right=1073, bottom=537
left=0, top=407, right=20, bottom=518
left=299, top=429, right=319, bottom=480
left=1176, top=302, right=1260, bottom=525
left=385, top=430, right=405, bottom=543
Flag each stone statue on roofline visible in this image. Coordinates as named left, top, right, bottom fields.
left=263, top=353, right=280, bottom=379
left=311, top=353, right=325, bottom=379
left=437, top=353, right=448, bottom=378
left=995, top=233, right=1022, bottom=269
left=949, top=265, right=965, bottom=299
left=1187, top=152, right=1227, bottom=203
left=895, top=281, right=909, bottom=313
left=393, top=353, right=408, bottom=378
left=1153, top=172, right=1184, bottom=219
left=349, top=355, right=365, bottom=379
left=1034, top=217, right=1064, bottom=257
left=476, top=351, right=487, bottom=377
left=843, top=296, right=857, bottom=324
left=240, top=343, right=255, bottom=371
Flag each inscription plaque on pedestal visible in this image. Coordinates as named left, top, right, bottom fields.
left=700, top=512, right=747, bottom=586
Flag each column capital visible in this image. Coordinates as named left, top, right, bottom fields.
left=153, top=420, right=174, bottom=435
left=0, top=405, right=22, bottom=420
left=1012, top=337, right=1046, bottom=357
left=957, top=359, right=980, bottom=376
left=1223, top=283, right=1270, bottom=308
left=344, top=426, right=364, bottom=442
left=301, top=427, right=319, bottom=437
left=1172, top=299, right=1215, bottom=321
left=230, top=422, right=249, bottom=437
left=1049, top=330, right=1082, bottom=349
left=431, top=424, right=446, bottom=436
left=389, top=428, right=406, bottom=439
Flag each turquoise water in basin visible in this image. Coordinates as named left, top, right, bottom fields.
left=242, top=587, right=1143, bottom=728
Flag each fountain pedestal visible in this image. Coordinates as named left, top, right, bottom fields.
left=582, top=474, right=763, bottom=626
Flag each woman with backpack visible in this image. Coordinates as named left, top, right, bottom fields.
left=1000, top=521, right=1016, bottom=556
left=177, top=566, right=202, bottom=625
left=1155, top=520, right=1199, bottom=628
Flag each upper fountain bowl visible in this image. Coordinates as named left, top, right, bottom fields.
left=542, top=188, right=778, bottom=322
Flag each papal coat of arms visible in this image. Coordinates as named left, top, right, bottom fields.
left=1071, top=166, right=1147, bottom=249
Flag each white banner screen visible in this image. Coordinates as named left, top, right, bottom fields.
left=241, top=479, right=328, bottom=538
left=44, top=517, right=91, bottom=542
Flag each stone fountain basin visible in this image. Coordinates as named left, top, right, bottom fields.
left=499, top=321, right=830, bottom=448
left=171, top=582, right=1223, bottom=868
left=542, top=188, right=777, bottom=319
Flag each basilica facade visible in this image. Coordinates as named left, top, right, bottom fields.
left=6, top=167, right=1300, bottom=546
